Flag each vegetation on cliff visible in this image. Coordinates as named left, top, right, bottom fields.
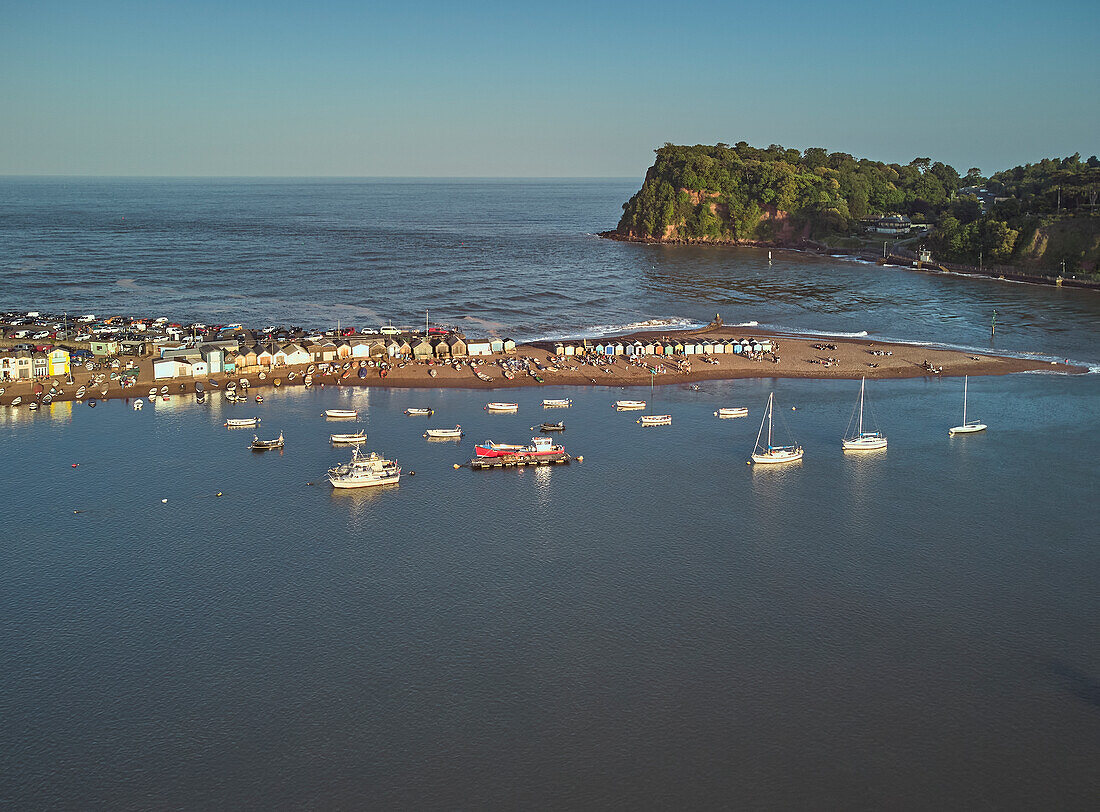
left=615, top=143, right=1100, bottom=272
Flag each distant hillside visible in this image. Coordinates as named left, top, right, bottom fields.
left=608, top=143, right=1100, bottom=273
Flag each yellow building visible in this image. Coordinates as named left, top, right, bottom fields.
left=47, top=348, right=71, bottom=377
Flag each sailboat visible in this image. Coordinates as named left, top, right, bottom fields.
left=842, top=377, right=887, bottom=451
left=949, top=375, right=987, bottom=435
left=751, top=392, right=803, bottom=464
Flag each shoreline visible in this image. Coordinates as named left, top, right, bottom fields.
left=2, top=325, right=1084, bottom=406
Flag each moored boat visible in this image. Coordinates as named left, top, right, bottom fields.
left=842, top=378, right=888, bottom=451
left=537, top=421, right=565, bottom=432
left=249, top=432, right=284, bottom=451
left=424, top=425, right=463, bottom=439
left=614, top=400, right=646, bottom=410
left=75, top=385, right=86, bottom=399
left=949, top=375, right=987, bottom=435
left=330, top=430, right=367, bottom=444
left=714, top=407, right=749, bottom=418
left=542, top=398, right=572, bottom=408
left=133, top=398, right=143, bottom=410
left=637, top=414, right=672, bottom=426
left=474, top=436, right=562, bottom=458
left=485, top=402, right=519, bottom=412
left=327, top=446, right=401, bottom=488
left=226, top=417, right=261, bottom=428
left=751, top=392, right=803, bottom=464
left=404, top=407, right=434, bottom=416
left=324, top=409, right=359, bottom=419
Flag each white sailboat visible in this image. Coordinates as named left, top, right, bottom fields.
left=751, top=392, right=803, bottom=464
left=949, top=375, right=987, bottom=435
left=842, top=377, right=887, bottom=451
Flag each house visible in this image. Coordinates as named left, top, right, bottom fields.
left=1, top=350, right=34, bottom=380
left=200, top=346, right=224, bottom=374
left=869, top=214, right=912, bottom=235
left=47, top=348, right=70, bottom=377
left=31, top=352, right=48, bottom=378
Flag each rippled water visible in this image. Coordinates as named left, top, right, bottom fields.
left=1, top=180, right=1098, bottom=808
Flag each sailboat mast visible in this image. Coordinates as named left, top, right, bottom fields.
left=767, top=393, right=773, bottom=449
left=858, top=377, right=865, bottom=436
left=963, top=375, right=968, bottom=424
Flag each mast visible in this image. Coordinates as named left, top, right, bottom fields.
left=767, top=392, right=773, bottom=449
left=963, top=375, right=968, bottom=424
left=858, top=377, right=865, bottom=436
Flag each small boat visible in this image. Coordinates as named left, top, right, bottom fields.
left=324, top=409, right=359, bottom=419
left=503, top=370, right=515, bottom=380
left=28, top=402, right=39, bottom=411
left=240, top=378, right=250, bottom=389
left=474, top=436, right=563, bottom=458
left=542, top=398, right=572, bottom=408
left=195, top=382, right=204, bottom=393
left=614, top=399, right=646, bottom=410
left=75, top=385, right=87, bottom=399
left=537, top=422, right=565, bottom=432
left=949, top=375, right=987, bottom=435
left=751, top=392, right=803, bottom=464
left=485, top=402, right=519, bottom=412
left=42, top=394, right=53, bottom=404
left=307, top=364, right=316, bottom=374
left=273, top=379, right=281, bottom=387
left=428, top=368, right=437, bottom=378
left=10, top=396, right=22, bottom=406
left=258, top=372, right=266, bottom=380
left=327, top=446, right=401, bottom=488
left=226, top=381, right=237, bottom=392
left=424, top=425, right=463, bottom=439
left=404, top=408, right=434, bottom=416
left=714, top=407, right=749, bottom=419
left=133, top=399, right=143, bottom=410
left=249, top=432, right=284, bottom=451
left=304, top=375, right=313, bottom=387
left=255, top=395, right=263, bottom=403
left=209, top=380, right=220, bottom=388
left=288, top=372, right=297, bottom=381
left=637, top=414, right=672, bottom=426
left=226, top=417, right=261, bottom=428
left=331, top=430, right=367, bottom=444
left=159, top=385, right=169, bottom=395
left=88, top=400, right=97, bottom=407
left=148, top=387, right=158, bottom=396
left=842, top=378, right=887, bottom=451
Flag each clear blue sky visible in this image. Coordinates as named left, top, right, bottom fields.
left=2, top=0, right=1097, bottom=177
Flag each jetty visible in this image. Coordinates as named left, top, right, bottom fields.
left=467, top=451, right=573, bottom=469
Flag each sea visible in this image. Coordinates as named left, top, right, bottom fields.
left=1, top=178, right=1098, bottom=809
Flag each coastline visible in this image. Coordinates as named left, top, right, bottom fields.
left=2, top=325, right=1083, bottom=406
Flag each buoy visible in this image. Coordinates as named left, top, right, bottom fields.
left=216, top=492, right=222, bottom=497
left=71, top=463, right=79, bottom=468
left=453, top=463, right=461, bottom=469
left=576, top=456, right=583, bottom=462
left=408, top=471, right=415, bottom=476
left=161, top=498, right=168, bottom=503
left=747, top=460, right=751, bottom=465
left=791, top=406, right=796, bottom=410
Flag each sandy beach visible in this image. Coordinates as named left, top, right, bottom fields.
left=0, top=325, right=1082, bottom=407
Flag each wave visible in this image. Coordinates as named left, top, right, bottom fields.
left=754, top=323, right=870, bottom=339
left=528, top=317, right=706, bottom=342
left=733, top=320, right=759, bottom=327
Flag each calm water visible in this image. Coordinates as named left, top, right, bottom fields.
left=1, top=180, right=1099, bottom=809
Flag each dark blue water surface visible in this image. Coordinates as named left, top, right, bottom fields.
left=1, top=179, right=1098, bottom=809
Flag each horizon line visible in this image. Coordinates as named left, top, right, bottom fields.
left=0, top=174, right=639, bottom=181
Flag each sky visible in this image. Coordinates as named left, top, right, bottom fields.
left=1, top=0, right=1097, bottom=177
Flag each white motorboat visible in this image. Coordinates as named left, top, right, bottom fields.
left=714, top=407, right=748, bottom=418
left=250, top=432, right=284, bottom=451
left=324, top=409, right=359, bottom=419
left=949, top=375, right=987, bottom=435
left=637, top=414, right=672, bottom=426
left=148, top=387, right=158, bottom=397
left=842, top=378, right=888, bottom=451
left=424, top=425, right=463, bottom=439
left=542, top=398, right=572, bottom=408
left=404, top=407, right=434, bottom=416
left=330, top=430, right=367, bottom=444
left=10, top=396, right=22, bottom=406
left=614, top=400, right=646, bottom=410
left=75, top=385, right=86, bottom=399
left=485, top=402, right=519, bottom=412
left=327, top=446, right=401, bottom=488
left=159, top=385, right=169, bottom=395
left=133, top=399, right=143, bottom=410
left=226, top=417, right=261, bottom=428
left=751, top=392, right=803, bottom=464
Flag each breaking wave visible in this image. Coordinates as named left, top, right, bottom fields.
left=530, top=317, right=707, bottom=342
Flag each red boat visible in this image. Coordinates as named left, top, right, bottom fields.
left=474, top=437, right=562, bottom=458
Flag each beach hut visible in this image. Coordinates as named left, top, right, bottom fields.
left=153, top=359, right=187, bottom=379
left=256, top=348, right=274, bottom=368
left=412, top=337, right=434, bottom=360
left=366, top=339, right=386, bottom=357
left=611, top=342, right=625, bottom=356
left=653, top=343, right=664, bottom=356
left=683, top=343, right=697, bottom=356
left=553, top=343, right=565, bottom=356
left=490, top=339, right=504, bottom=354
left=350, top=341, right=371, bottom=358
left=89, top=340, right=120, bottom=357
left=752, top=342, right=763, bottom=354
left=200, top=346, right=224, bottom=373
left=431, top=338, right=450, bottom=358
left=760, top=340, right=772, bottom=353
left=47, top=348, right=70, bottom=377
left=467, top=340, right=492, bottom=356
left=282, top=343, right=311, bottom=365
left=447, top=335, right=468, bottom=357
left=189, top=360, right=208, bottom=377
left=336, top=341, right=353, bottom=360
left=319, top=342, right=338, bottom=362
left=624, top=343, right=636, bottom=356
left=711, top=340, right=725, bottom=355
left=503, top=338, right=517, bottom=353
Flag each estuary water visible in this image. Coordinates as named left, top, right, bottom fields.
left=1, top=179, right=1098, bottom=809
